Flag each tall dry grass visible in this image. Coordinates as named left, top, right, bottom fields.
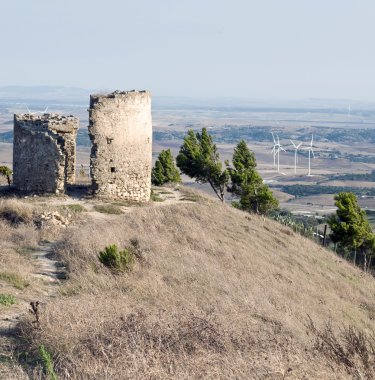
left=18, top=196, right=375, bottom=379
left=0, top=200, right=40, bottom=379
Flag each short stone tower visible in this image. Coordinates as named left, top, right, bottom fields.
left=13, top=113, right=78, bottom=193
left=88, top=90, right=152, bottom=201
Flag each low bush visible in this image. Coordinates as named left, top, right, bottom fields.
left=98, top=244, right=134, bottom=272
left=39, top=345, right=58, bottom=380
left=65, top=204, right=86, bottom=213
left=93, top=204, right=123, bottom=214
left=0, top=294, right=16, bottom=306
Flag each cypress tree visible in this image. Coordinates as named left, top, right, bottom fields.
left=177, top=128, right=228, bottom=202
left=152, top=149, right=181, bottom=186
left=228, top=140, right=278, bottom=214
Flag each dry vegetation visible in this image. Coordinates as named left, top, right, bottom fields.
left=0, top=190, right=368, bottom=379
left=0, top=198, right=83, bottom=378
left=0, top=200, right=42, bottom=379
left=1, top=191, right=375, bottom=379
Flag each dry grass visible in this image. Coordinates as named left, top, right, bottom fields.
left=306, top=317, right=375, bottom=380
left=93, top=204, right=124, bottom=214
left=17, top=192, right=375, bottom=379
left=0, top=197, right=80, bottom=378
left=0, top=199, right=34, bottom=226
left=0, top=216, right=39, bottom=378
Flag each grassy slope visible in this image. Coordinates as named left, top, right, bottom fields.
left=0, top=190, right=372, bottom=379
left=16, top=191, right=375, bottom=379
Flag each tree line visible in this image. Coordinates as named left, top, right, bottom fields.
left=152, top=128, right=278, bottom=214
left=152, top=128, right=375, bottom=273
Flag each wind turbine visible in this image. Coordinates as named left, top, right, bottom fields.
left=271, top=133, right=277, bottom=169
left=306, top=134, right=315, bottom=176
left=25, top=106, right=49, bottom=115
left=290, top=140, right=302, bottom=174
left=276, top=135, right=285, bottom=173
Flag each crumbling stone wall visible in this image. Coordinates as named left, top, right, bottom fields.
left=13, top=114, right=78, bottom=193
left=88, top=90, right=152, bottom=201
left=47, top=117, right=78, bottom=184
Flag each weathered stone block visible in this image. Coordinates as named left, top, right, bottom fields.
left=13, top=113, right=78, bottom=193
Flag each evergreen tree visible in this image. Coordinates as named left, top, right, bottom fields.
left=328, top=192, right=374, bottom=266
left=0, top=166, right=12, bottom=187
left=176, top=128, right=229, bottom=202
left=151, top=149, right=181, bottom=186
left=229, top=140, right=257, bottom=194
left=228, top=140, right=278, bottom=214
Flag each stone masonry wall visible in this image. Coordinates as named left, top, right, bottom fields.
left=48, top=118, right=78, bottom=184
left=13, top=114, right=78, bottom=193
left=88, top=90, right=152, bottom=201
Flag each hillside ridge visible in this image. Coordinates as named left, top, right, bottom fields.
left=0, top=188, right=374, bottom=379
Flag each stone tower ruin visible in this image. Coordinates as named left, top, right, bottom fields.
left=88, top=90, right=152, bottom=201
left=13, top=113, right=78, bottom=193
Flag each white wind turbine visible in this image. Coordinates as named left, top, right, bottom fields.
left=26, top=106, right=49, bottom=115
left=306, top=134, right=315, bottom=176
left=271, top=132, right=278, bottom=169
left=290, top=140, right=302, bottom=174
left=276, top=135, right=286, bottom=173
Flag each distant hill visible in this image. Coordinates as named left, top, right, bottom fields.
left=0, top=85, right=91, bottom=104
left=1, top=85, right=375, bottom=112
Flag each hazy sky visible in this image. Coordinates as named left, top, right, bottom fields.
left=1, top=0, right=375, bottom=100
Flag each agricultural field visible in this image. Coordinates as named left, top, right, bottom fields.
left=1, top=91, right=375, bottom=218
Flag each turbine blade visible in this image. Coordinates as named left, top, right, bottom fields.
left=311, top=149, right=315, bottom=159
left=310, top=134, right=314, bottom=146
left=271, top=132, right=276, bottom=144
left=43, top=106, right=48, bottom=113
left=26, top=106, right=31, bottom=114
left=297, top=143, right=302, bottom=149
left=290, top=140, right=297, bottom=148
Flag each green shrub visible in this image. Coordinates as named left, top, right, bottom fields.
left=39, top=345, right=58, bottom=380
left=0, top=165, right=12, bottom=187
left=65, top=204, right=86, bottom=213
left=152, top=149, right=181, bottom=186
left=98, top=244, right=134, bottom=272
left=0, top=294, right=16, bottom=306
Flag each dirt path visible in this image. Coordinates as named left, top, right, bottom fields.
left=0, top=185, right=203, bottom=376
left=0, top=241, right=65, bottom=328
left=0, top=241, right=66, bottom=377
left=28, top=185, right=198, bottom=217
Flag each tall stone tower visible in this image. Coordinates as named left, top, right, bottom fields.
left=88, top=90, right=152, bottom=201
left=13, top=113, right=78, bottom=193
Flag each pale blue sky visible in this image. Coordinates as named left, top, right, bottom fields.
left=1, top=0, right=374, bottom=100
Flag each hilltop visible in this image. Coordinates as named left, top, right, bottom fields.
left=0, top=187, right=374, bottom=379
